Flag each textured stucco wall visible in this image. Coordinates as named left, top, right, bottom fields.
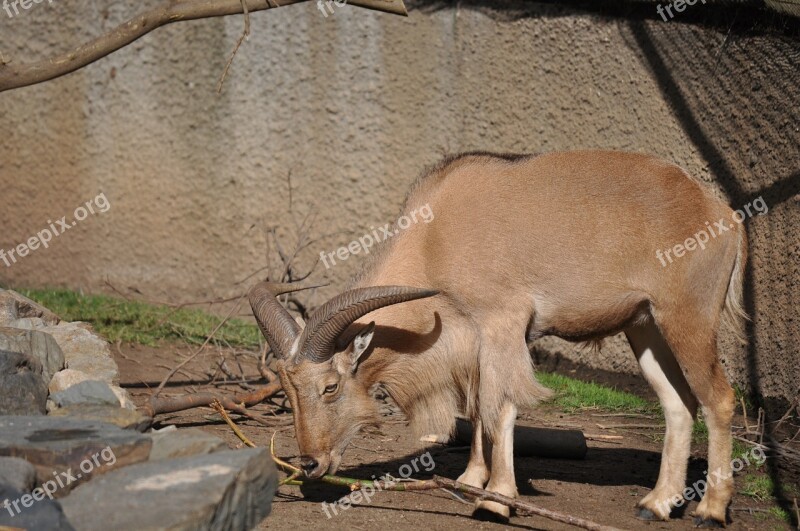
left=0, top=1, right=796, bottom=406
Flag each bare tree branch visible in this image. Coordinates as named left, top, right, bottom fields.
left=142, top=379, right=283, bottom=418
left=0, top=0, right=407, bottom=93
left=216, top=0, right=253, bottom=94
left=152, top=294, right=246, bottom=398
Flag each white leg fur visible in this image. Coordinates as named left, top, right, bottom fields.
left=458, top=418, right=490, bottom=488
left=474, top=402, right=518, bottom=519
left=626, top=322, right=698, bottom=520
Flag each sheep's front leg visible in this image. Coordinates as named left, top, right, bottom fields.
left=473, top=402, right=517, bottom=522
left=457, top=418, right=490, bottom=488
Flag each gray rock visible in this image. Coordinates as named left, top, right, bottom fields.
left=148, top=428, right=227, bottom=461
left=0, top=416, right=152, bottom=492
left=0, top=290, right=60, bottom=327
left=49, top=380, right=121, bottom=409
left=0, top=350, right=47, bottom=415
left=48, top=368, right=92, bottom=394
left=0, top=456, right=37, bottom=492
left=61, top=449, right=278, bottom=531
left=0, top=483, right=75, bottom=530
left=40, top=322, right=119, bottom=385
left=49, top=404, right=152, bottom=432
left=110, top=385, right=136, bottom=410
left=8, top=317, right=45, bottom=330
left=0, top=326, right=65, bottom=384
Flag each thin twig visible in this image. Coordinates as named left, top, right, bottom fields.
left=266, top=435, right=622, bottom=531
left=152, top=295, right=245, bottom=397
left=217, top=0, right=251, bottom=93
left=114, top=339, right=142, bottom=365
left=280, top=470, right=302, bottom=486
left=211, top=399, right=256, bottom=447
left=144, top=379, right=282, bottom=417
left=433, top=476, right=622, bottom=531
left=590, top=413, right=655, bottom=419
left=596, top=423, right=664, bottom=430
left=774, top=392, right=800, bottom=435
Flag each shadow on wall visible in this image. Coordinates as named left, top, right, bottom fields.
left=413, top=0, right=800, bottom=31
left=627, top=17, right=799, bottom=525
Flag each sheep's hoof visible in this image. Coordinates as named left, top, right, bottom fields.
left=472, top=507, right=510, bottom=524
left=693, top=516, right=725, bottom=528
left=635, top=507, right=662, bottom=521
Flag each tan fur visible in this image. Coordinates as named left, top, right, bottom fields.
left=277, top=150, right=747, bottom=524
left=722, top=227, right=749, bottom=344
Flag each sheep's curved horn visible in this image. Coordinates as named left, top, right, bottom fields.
left=248, top=282, right=313, bottom=359
left=297, top=286, right=438, bottom=363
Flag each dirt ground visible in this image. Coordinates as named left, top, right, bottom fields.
left=115, top=343, right=796, bottom=531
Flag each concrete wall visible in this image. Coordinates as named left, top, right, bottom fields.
left=0, top=1, right=796, bottom=407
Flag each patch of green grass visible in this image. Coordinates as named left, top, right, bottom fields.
left=536, top=371, right=660, bottom=414
left=692, top=418, right=709, bottom=444
left=753, top=507, right=792, bottom=529
left=732, top=438, right=752, bottom=461
left=767, top=506, right=792, bottom=523
left=734, top=384, right=756, bottom=413
left=21, top=288, right=262, bottom=348
left=740, top=474, right=776, bottom=501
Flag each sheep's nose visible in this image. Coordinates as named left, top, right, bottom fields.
left=299, top=456, right=319, bottom=475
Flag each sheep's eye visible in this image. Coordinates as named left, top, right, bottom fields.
left=323, top=383, right=338, bottom=395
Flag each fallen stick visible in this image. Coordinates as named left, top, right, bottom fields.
left=141, top=380, right=283, bottom=418
left=211, top=407, right=622, bottom=531
left=596, top=423, right=664, bottom=430
left=211, top=400, right=257, bottom=447
left=265, top=433, right=619, bottom=531
left=591, top=413, right=655, bottom=419
left=433, top=476, right=622, bottom=531
left=235, top=381, right=284, bottom=406
left=584, top=435, right=623, bottom=444
left=772, top=392, right=800, bottom=435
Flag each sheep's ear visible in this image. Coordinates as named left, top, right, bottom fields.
left=346, top=322, right=375, bottom=370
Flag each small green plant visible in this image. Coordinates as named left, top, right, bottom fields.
left=692, top=418, right=709, bottom=444
left=740, top=474, right=775, bottom=501
left=536, top=372, right=660, bottom=414
left=732, top=438, right=751, bottom=461
left=767, top=506, right=791, bottom=523
left=733, top=384, right=756, bottom=413
left=753, top=506, right=792, bottom=527
left=20, top=288, right=262, bottom=348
